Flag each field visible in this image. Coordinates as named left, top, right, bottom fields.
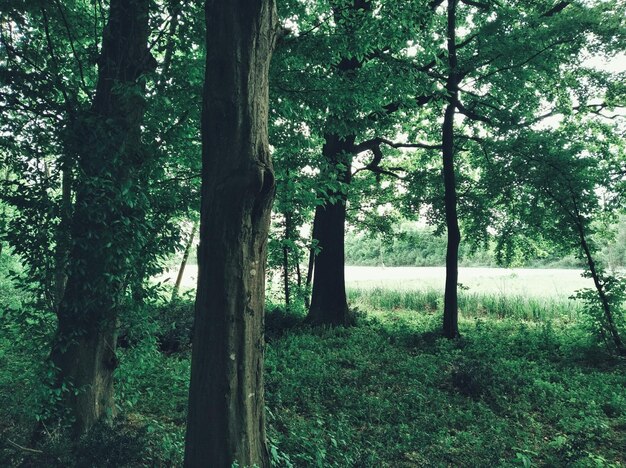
left=163, top=264, right=593, bottom=299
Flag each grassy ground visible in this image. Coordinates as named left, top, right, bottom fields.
left=264, top=311, right=625, bottom=467
left=1, top=284, right=625, bottom=466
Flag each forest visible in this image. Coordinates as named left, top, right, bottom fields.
left=0, top=0, right=625, bottom=466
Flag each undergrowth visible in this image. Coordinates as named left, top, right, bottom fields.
left=1, top=293, right=624, bottom=466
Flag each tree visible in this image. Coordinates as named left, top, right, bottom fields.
left=406, top=0, right=626, bottom=338
left=183, top=0, right=280, bottom=466
left=441, top=0, right=461, bottom=338
left=2, top=0, right=204, bottom=433
left=273, top=0, right=442, bottom=325
left=51, top=0, right=156, bottom=434
left=482, top=123, right=626, bottom=354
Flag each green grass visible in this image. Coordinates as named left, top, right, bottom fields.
left=347, top=287, right=584, bottom=322
left=265, top=311, right=625, bottom=467
left=1, top=291, right=625, bottom=467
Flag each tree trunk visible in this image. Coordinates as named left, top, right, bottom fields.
left=442, top=0, right=460, bottom=339
left=171, top=221, right=197, bottom=302
left=306, top=1, right=372, bottom=326
left=304, top=231, right=315, bottom=309
left=52, top=0, right=154, bottom=435
left=183, top=1, right=279, bottom=466
left=53, top=167, right=72, bottom=310
left=283, top=214, right=291, bottom=309
left=575, top=217, right=624, bottom=354
left=307, top=134, right=355, bottom=326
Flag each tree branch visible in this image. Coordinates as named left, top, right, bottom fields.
left=461, top=0, right=490, bottom=10
left=454, top=98, right=493, bottom=124
left=542, top=1, right=570, bottom=17
left=353, top=136, right=441, bottom=154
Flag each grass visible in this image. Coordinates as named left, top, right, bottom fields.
left=1, top=283, right=625, bottom=466
left=264, top=311, right=625, bottom=467
left=347, top=287, right=584, bottom=323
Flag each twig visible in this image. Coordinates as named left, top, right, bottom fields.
left=6, top=439, right=43, bottom=454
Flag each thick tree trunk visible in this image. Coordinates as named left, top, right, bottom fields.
left=442, top=0, right=460, bottom=339
left=52, top=0, right=154, bottom=435
left=307, top=134, right=355, bottom=326
left=171, top=221, right=197, bottom=302
left=183, top=1, right=278, bottom=467
left=306, top=2, right=371, bottom=326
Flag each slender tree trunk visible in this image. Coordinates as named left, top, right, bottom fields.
left=283, top=243, right=290, bottom=308
left=575, top=217, right=624, bottom=353
left=54, top=167, right=72, bottom=310
left=307, top=134, right=355, bottom=326
left=442, top=0, right=461, bottom=339
left=283, top=213, right=291, bottom=309
left=157, top=0, right=182, bottom=91
left=183, top=1, right=279, bottom=466
left=304, top=230, right=315, bottom=309
left=51, top=0, right=154, bottom=435
left=295, top=251, right=302, bottom=289
left=171, top=221, right=197, bottom=302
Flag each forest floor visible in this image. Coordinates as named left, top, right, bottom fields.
left=1, top=261, right=625, bottom=466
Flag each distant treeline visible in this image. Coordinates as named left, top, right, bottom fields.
left=345, top=221, right=626, bottom=269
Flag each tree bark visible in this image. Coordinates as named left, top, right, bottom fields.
left=51, top=0, right=154, bottom=435
left=442, top=0, right=461, bottom=339
left=307, top=134, right=355, bottom=326
left=183, top=1, right=279, bottom=466
left=283, top=213, right=291, bottom=309
left=171, top=221, right=197, bottom=302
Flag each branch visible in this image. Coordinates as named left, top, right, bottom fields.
left=417, top=32, right=480, bottom=72
left=454, top=99, right=493, bottom=124
left=461, top=0, right=490, bottom=9
left=458, top=86, right=504, bottom=112
left=470, top=38, right=573, bottom=84
left=352, top=145, right=403, bottom=179
left=6, top=439, right=43, bottom=454
left=41, top=7, right=75, bottom=117
left=54, top=0, right=90, bottom=96
left=363, top=94, right=433, bottom=124
left=542, top=1, right=570, bottom=17
left=519, top=102, right=625, bottom=126
left=353, top=136, right=441, bottom=154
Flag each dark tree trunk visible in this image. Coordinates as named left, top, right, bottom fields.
left=442, top=0, right=461, bottom=339
left=307, top=134, right=355, bottom=326
left=183, top=1, right=279, bottom=466
left=171, top=221, right=197, bottom=302
left=306, top=1, right=372, bottom=326
left=283, top=213, right=292, bottom=309
left=51, top=0, right=154, bottom=435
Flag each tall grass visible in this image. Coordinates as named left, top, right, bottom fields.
left=347, top=287, right=583, bottom=322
